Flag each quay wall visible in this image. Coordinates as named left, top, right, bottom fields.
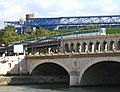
left=0, top=76, right=68, bottom=85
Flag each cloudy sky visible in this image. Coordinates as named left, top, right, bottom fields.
left=0, top=0, right=120, bottom=28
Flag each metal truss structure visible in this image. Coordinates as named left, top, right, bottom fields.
left=4, top=15, right=120, bottom=30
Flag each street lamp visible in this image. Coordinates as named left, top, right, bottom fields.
left=19, top=18, right=24, bottom=35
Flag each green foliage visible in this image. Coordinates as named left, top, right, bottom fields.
left=0, top=29, right=4, bottom=43
left=0, top=26, right=56, bottom=45
left=1, top=26, right=21, bottom=45
left=106, top=28, right=120, bottom=34
left=51, top=29, right=73, bottom=34
left=30, top=28, right=50, bottom=38
left=78, top=25, right=98, bottom=30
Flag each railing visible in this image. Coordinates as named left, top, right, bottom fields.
left=8, top=28, right=105, bottom=46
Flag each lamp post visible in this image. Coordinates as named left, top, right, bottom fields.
left=19, top=18, right=24, bottom=35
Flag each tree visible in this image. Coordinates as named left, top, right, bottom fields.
left=0, top=29, right=4, bottom=44
left=0, top=26, right=62, bottom=45
left=78, top=25, right=98, bottom=31
left=30, top=27, right=50, bottom=38
left=1, top=26, right=21, bottom=45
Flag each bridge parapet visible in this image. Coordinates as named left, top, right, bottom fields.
left=27, top=50, right=120, bottom=58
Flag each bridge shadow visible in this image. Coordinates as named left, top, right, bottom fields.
left=25, top=83, right=69, bottom=90
left=80, top=61, right=120, bottom=86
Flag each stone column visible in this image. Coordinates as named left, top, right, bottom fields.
left=85, top=45, right=88, bottom=52
left=98, top=44, right=101, bottom=51
left=105, top=44, right=108, bottom=51
left=92, top=44, right=94, bottom=52
left=69, top=71, right=79, bottom=86
left=48, top=47, right=51, bottom=54
left=112, top=43, right=115, bottom=50
left=79, top=45, right=81, bottom=52
left=60, top=38, right=64, bottom=52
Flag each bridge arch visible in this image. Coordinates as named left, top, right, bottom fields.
left=70, top=43, right=74, bottom=52
left=65, top=43, right=69, bottom=52
left=76, top=42, right=81, bottom=52
left=117, top=40, right=120, bottom=50
left=79, top=57, right=120, bottom=86
left=82, top=42, right=87, bottom=52
left=102, top=41, right=108, bottom=51
left=88, top=42, right=94, bottom=52
left=29, top=60, right=70, bottom=75
left=29, top=60, right=70, bottom=84
left=95, top=41, right=101, bottom=51
left=109, top=40, right=115, bottom=50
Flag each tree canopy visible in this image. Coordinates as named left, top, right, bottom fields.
left=0, top=26, right=21, bottom=45
left=0, top=26, right=54, bottom=45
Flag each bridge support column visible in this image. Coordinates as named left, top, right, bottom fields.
left=69, top=71, right=79, bottom=86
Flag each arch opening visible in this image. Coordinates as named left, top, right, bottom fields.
left=80, top=61, right=120, bottom=86
left=82, top=42, right=87, bottom=52
left=109, top=41, right=115, bottom=51
left=88, top=42, right=94, bottom=52
left=65, top=43, right=69, bottom=52
left=117, top=40, right=120, bottom=50
left=70, top=43, right=74, bottom=52
left=95, top=42, right=101, bottom=52
left=76, top=43, right=81, bottom=52
left=31, top=62, right=70, bottom=84
left=102, top=41, right=108, bottom=51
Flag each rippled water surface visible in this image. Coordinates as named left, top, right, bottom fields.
left=0, top=84, right=120, bottom=92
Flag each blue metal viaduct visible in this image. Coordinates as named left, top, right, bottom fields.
left=4, top=15, right=120, bottom=30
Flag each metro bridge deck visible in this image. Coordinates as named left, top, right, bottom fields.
left=4, top=15, right=120, bottom=30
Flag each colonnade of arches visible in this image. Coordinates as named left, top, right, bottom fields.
left=64, top=40, right=120, bottom=52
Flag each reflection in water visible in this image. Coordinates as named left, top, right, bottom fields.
left=0, top=84, right=120, bottom=92
left=28, top=83, right=69, bottom=89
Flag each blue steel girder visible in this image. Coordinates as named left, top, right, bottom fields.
left=25, top=18, right=62, bottom=27
left=4, top=15, right=120, bottom=28
left=4, top=21, right=20, bottom=27
left=4, top=21, right=27, bottom=28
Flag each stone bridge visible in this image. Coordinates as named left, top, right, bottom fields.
left=27, top=34, right=120, bottom=86
left=27, top=51, right=120, bottom=86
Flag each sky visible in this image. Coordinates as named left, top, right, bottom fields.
left=0, top=0, right=120, bottom=28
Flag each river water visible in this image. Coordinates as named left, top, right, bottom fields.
left=0, top=84, right=120, bottom=92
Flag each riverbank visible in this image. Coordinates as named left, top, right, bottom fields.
left=0, top=76, right=68, bottom=86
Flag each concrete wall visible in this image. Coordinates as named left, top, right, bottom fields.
left=0, top=55, right=28, bottom=75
